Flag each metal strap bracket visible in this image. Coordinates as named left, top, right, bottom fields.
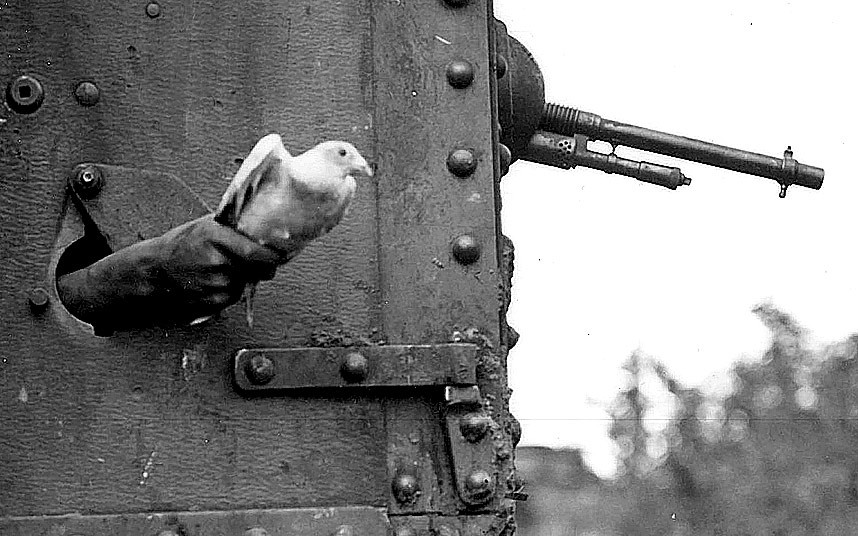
left=233, top=344, right=478, bottom=393
left=444, top=386, right=499, bottom=510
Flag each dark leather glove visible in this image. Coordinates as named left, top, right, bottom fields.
left=57, top=214, right=285, bottom=333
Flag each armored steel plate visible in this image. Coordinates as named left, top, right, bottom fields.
left=1, top=0, right=515, bottom=531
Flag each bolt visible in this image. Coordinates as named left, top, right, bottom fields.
left=496, top=55, right=508, bottom=78
left=446, top=149, right=477, bottom=178
left=446, top=60, right=474, bottom=89
left=451, top=235, right=480, bottom=265
left=498, top=143, right=512, bottom=176
left=245, top=355, right=275, bottom=385
left=6, top=75, right=44, bottom=114
left=340, top=352, right=368, bottom=383
left=28, top=287, right=50, bottom=313
left=443, top=0, right=468, bottom=6
left=146, top=2, right=161, bottom=18
left=74, top=81, right=100, bottom=107
left=460, top=412, right=491, bottom=442
left=392, top=473, right=419, bottom=505
left=464, top=470, right=494, bottom=504
left=73, top=165, right=104, bottom=198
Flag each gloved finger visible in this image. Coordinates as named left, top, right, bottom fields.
left=208, top=220, right=282, bottom=265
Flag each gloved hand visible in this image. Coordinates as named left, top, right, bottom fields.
left=57, top=214, right=285, bottom=333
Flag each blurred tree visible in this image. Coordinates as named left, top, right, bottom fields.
left=517, top=305, right=858, bottom=536
left=611, top=303, right=858, bottom=535
left=609, top=351, right=649, bottom=482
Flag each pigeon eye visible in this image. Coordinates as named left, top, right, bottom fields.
left=338, top=148, right=347, bottom=157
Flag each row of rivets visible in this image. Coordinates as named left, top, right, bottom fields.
left=160, top=529, right=269, bottom=536
left=442, top=12, right=512, bottom=272
left=392, top=469, right=493, bottom=505
left=159, top=526, right=354, bottom=535
left=244, top=352, right=371, bottom=386
left=441, top=0, right=480, bottom=270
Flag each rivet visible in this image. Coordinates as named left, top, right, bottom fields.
left=446, top=60, right=474, bottom=89
left=498, top=143, right=512, bottom=176
left=392, top=473, right=420, bottom=504
left=245, top=355, right=276, bottom=385
left=146, top=2, right=161, bottom=18
left=28, top=287, right=50, bottom=313
left=332, top=526, right=355, bottom=536
left=5, top=75, right=44, bottom=114
left=74, top=81, right=100, bottom=107
left=510, top=415, right=522, bottom=447
left=436, top=526, right=461, bottom=536
left=340, top=352, right=368, bottom=383
left=447, top=149, right=477, bottom=178
left=464, top=470, right=494, bottom=503
left=451, top=235, right=480, bottom=265
left=496, top=55, right=507, bottom=78
left=73, top=165, right=104, bottom=198
left=244, top=529, right=269, bottom=536
left=443, top=0, right=468, bottom=6
left=460, top=412, right=491, bottom=442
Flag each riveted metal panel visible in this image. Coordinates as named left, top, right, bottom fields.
left=373, top=0, right=501, bottom=346
left=1, top=0, right=516, bottom=532
left=0, top=0, right=385, bottom=516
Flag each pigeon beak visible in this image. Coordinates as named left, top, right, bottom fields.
left=352, top=159, right=374, bottom=178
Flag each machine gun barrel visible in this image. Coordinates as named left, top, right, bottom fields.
left=527, top=103, right=824, bottom=197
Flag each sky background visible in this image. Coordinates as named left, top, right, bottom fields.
left=495, top=0, right=857, bottom=477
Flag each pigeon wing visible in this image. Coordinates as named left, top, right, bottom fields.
left=215, top=133, right=292, bottom=227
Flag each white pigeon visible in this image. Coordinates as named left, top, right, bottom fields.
left=213, top=133, right=373, bottom=327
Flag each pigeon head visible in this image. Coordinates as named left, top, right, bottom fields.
left=316, top=141, right=374, bottom=178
